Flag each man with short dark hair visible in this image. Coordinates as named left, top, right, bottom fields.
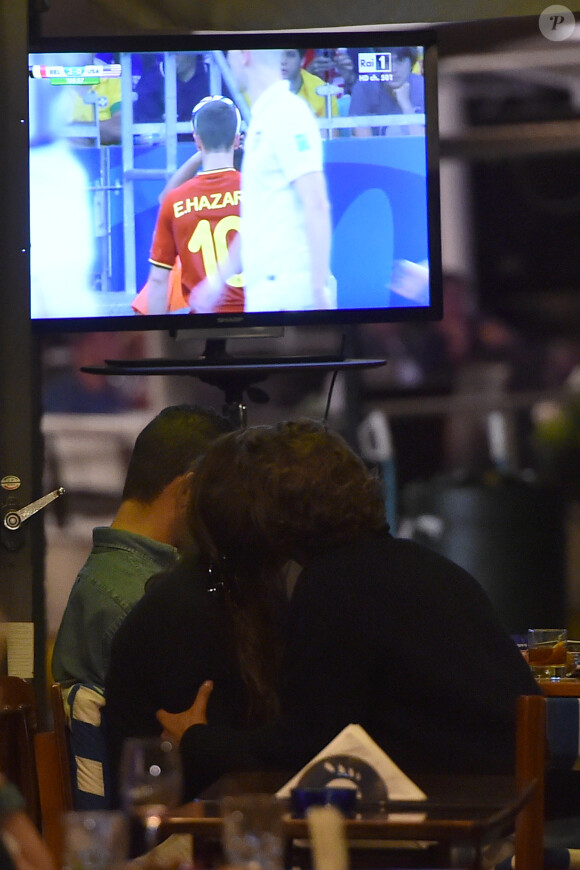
left=133, top=52, right=212, bottom=127
left=141, top=97, right=244, bottom=315
left=349, top=45, right=425, bottom=137
left=280, top=48, right=339, bottom=120
left=51, top=404, right=232, bottom=691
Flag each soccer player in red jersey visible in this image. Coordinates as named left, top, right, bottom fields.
left=137, top=96, right=244, bottom=315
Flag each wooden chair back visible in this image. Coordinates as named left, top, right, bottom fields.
left=515, top=694, right=546, bottom=870
left=514, top=694, right=580, bottom=870
left=33, top=683, right=75, bottom=863
left=49, top=682, right=75, bottom=810
left=0, top=675, right=41, bottom=826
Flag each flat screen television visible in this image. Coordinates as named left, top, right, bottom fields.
left=28, top=28, right=442, bottom=337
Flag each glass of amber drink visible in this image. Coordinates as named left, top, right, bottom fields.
left=527, top=628, right=568, bottom=679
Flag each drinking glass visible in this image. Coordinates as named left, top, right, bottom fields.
left=119, top=736, right=183, bottom=852
left=61, top=810, right=128, bottom=870
left=567, top=639, right=580, bottom=677
left=221, top=793, right=284, bottom=870
left=527, top=628, right=568, bottom=679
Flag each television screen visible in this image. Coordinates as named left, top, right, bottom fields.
left=28, top=29, right=442, bottom=335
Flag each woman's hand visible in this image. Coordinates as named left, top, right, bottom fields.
left=156, top=680, right=214, bottom=744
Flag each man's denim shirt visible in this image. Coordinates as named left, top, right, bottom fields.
left=51, top=527, right=179, bottom=691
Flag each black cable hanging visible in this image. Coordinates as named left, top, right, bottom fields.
left=322, top=331, right=348, bottom=427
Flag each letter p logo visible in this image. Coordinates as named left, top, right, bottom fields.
left=539, top=5, right=575, bottom=40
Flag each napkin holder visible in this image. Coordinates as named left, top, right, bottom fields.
left=277, top=724, right=426, bottom=822
left=293, top=754, right=387, bottom=803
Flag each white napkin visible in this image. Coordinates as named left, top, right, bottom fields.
left=276, top=723, right=426, bottom=803
left=6, top=622, right=34, bottom=679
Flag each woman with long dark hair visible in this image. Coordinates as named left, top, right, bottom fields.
left=158, top=419, right=538, bottom=790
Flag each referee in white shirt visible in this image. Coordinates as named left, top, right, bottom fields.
left=193, top=48, right=335, bottom=314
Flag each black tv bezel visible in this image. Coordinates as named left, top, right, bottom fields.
left=28, top=27, right=442, bottom=335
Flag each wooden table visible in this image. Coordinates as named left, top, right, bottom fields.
left=538, top=678, right=580, bottom=696
left=159, top=775, right=535, bottom=870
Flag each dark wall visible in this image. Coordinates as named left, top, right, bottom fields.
left=0, top=0, right=46, bottom=692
